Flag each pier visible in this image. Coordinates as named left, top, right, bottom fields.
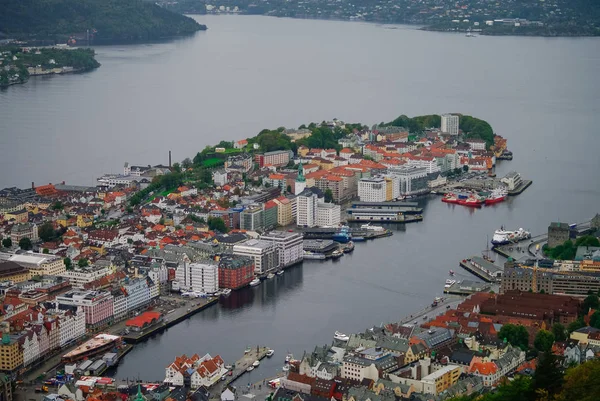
left=444, top=280, right=491, bottom=295
left=459, top=256, right=503, bottom=283
left=209, top=346, right=270, bottom=400
left=122, top=297, right=218, bottom=343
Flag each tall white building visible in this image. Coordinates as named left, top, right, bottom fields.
left=317, top=203, right=341, bottom=227
left=260, top=231, right=304, bottom=267
left=296, top=188, right=322, bottom=227
left=60, top=266, right=112, bottom=289
left=233, top=239, right=280, bottom=274
left=358, top=177, right=386, bottom=202
left=441, top=114, right=459, bottom=136
left=176, top=262, right=219, bottom=294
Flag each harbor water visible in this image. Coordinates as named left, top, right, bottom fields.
left=0, top=15, right=599, bottom=381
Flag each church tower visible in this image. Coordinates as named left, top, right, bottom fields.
left=294, top=164, right=306, bottom=195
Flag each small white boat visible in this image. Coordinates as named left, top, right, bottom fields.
left=246, top=366, right=254, bottom=372
left=225, top=365, right=233, bottom=370
left=285, top=353, right=293, bottom=363
left=360, top=223, right=385, bottom=232
left=244, top=347, right=251, bottom=354
left=253, top=360, right=260, bottom=367
left=266, top=349, right=275, bottom=357
left=334, top=331, right=350, bottom=341
left=221, top=288, right=232, bottom=296
left=276, top=270, right=284, bottom=276
left=267, top=273, right=275, bottom=279
left=249, top=278, right=261, bottom=287
left=282, top=365, right=289, bottom=372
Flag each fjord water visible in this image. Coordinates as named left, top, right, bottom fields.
left=1, top=15, right=599, bottom=380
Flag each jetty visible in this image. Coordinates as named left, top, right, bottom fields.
left=459, top=256, right=503, bottom=283
left=122, top=297, right=218, bottom=343
left=209, top=346, right=270, bottom=400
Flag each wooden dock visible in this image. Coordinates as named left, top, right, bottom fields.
left=209, top=346, right=270, bottom=400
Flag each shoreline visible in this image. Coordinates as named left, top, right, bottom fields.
left=196, top=13, right=599, bottom=38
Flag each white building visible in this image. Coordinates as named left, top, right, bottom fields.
left=233, top=239, right=280, bottom=274
left=296, top=188, right=322, bottom=227
left=341, top=355, right=380, bottom=381
left=188, top=262, right=219, bottom=294
left=55, top=290, right=114, bottom=329
left=47, top=307, right=86, bottom=347
left=212, top=170, right=228, bottom=187
left=441, top=114, right=459, bottom=136
left=317, top=203, right=341, bottom=227
left=500, top=171, right=523, bottom=191
left=260, top=231, right=303, bottom=268
left=466, top=139, right=486, bottom=151
left=8, top=253, right=66, bottom=276
left=60, top=266, right=112, bottom=289
left=123, top=278, right=151, bottom=312
left=358, top=177, right=386, bottom=202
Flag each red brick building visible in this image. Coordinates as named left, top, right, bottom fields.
left=218, top=255, right=254, bottom=289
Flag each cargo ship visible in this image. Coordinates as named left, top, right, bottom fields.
left=491, top=227, right=531, bottom=246
left=485, top=188, right=508, bottom=205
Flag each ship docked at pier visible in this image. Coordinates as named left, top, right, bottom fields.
left=491, top=227, right=531, bottom=246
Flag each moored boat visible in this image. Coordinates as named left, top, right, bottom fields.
left=253, top=360, right=260, bottom=367
left=334, top=331, right=350, bottom=341
left=360, top=223, right=385, bottom=232
left=285, top=353, right=293, bottom=363
left=343, top=241, right=354, bottom=253
left=221, top=288, right=232, bottom=297
left=249, top=278, right=261, bottom=287
left=267, top=273, right=275, bottom=279
left=457, top=195, right=484, bottom=207
left=485, top=188, right=508, bottom=205
left=246, top=366, right=254, bottom=372
left=491, top=227, right=531, bottom=245
left=276, top=270, right=284, bottom=276
left=331, top=249, right=343, bottom=259
left=303, top=251, right=326, bottom=260
left=449, top=270, right=455, bottom=276
left=266, top=349, right=275, bottom=357
left=282, top=365, right=290, bottom=372
left=441, top=193, right=460, bottom=204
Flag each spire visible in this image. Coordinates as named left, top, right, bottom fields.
left=296, top=164, right=305, bottom=183
left=135, top=385, right=145, bottom=401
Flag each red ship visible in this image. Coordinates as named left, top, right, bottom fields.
left=441, top=193, right=460, bottom=204
left=457, top=195, right=484, bottom=207
left=484, top=188, right=508, bottom=205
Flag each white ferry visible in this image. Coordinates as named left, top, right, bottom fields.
left=360, top=223, right=385, bottom=232
left=491, top=227, right=531, bottom=246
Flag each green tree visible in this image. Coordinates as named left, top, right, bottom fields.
left=52, top=200, right=64, bottom=210
left=533, top=351, right=564, bottom=398
left=38, top=221, right=56, bottom=242
left=324, top=189, right=334, bottom=203
left=172, top=162, right=181, bottom=173
left=64, top=257, right=73, bottom=270
left=42, top=248, right=49, bottom=254
left=207, top=217, right=228, bottom=233
left=534, top=329, right=555, bottom=352
left=1, top=238, right=11, bottom=248
left=582, top=294, right=599, bottom=313
left=567, top=318, right=585, bottom=333
left=19, top=237, right=33, bottom=250
left=78, top=258, right=89, bottom=268
left=552, top=323, right=567, bottom=342
left=590, top=311, right=600, bottom=329
left=286, top=185, right=292, bottom=193
left=181, top=157, right=192, bottom=169
left=498, top=323, right=529, bottom=350
left=556, top=359, right=600, bottom=401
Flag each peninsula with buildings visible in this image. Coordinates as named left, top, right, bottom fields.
left=1, top=112, right=598, bottom=401
left=0, top=46, right=100, bottom=87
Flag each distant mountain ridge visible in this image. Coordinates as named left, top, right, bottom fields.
left=0, top=0, right=206, bottom=43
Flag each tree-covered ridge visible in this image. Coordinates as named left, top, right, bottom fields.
left=383, top=113, right=494, bottom=148
left=0, top=0, right=206, bottom=43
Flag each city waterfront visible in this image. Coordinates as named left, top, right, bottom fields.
left=1, top=13, right=599, bottom=385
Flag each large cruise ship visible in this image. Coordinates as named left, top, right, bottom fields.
left=491, top=227, right=531, bottom=246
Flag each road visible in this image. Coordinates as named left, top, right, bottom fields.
left=397, top=295, right=465, bottom=325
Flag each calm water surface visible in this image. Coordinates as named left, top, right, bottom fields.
left=1, top=15, right=599, bottom=380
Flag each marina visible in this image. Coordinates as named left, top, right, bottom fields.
left=209, top=346, right=270, bottom=400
